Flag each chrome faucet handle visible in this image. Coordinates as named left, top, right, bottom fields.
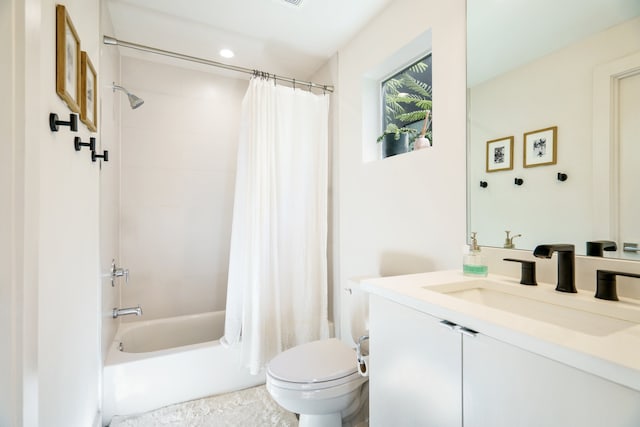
left=110, top=259, right=129, bottom=287
left=623, top=243, right=640, bottom=253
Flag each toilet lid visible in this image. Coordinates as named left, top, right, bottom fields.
left=267, top=338, right=357, bottom=384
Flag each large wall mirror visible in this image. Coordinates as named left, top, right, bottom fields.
left=467, top=0, right=640, bottom=259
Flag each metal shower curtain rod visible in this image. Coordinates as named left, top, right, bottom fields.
left=103, top=35, right=335, bottom=93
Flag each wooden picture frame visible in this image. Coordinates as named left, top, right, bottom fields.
left=56, top=4, right=81, bottom=113
left=80, top=51, right=97, bottom=132
left=486, top=136, right=514, bottom=172
left=524, top=126, right=557, bottom=167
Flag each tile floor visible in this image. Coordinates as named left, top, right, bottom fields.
left=108, top=385, right=298, bottom=426
left=109, top=383, right=369, bottom=427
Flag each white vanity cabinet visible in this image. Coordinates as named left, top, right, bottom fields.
left=370, top=295, right=640, bottom=427
left=369, top=295, right=462, bottom=426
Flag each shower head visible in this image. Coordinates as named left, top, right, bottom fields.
left=112, top=83, right=144, bottom=109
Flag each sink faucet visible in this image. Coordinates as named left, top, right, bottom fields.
left=533, top=244, right=576, bottom=293
left=113, top=305, right=143, bottom=318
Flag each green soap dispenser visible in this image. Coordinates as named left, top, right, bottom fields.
left=463, top=232, right=488, bottom=277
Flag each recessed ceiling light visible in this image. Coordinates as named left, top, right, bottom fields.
left=272, top=0, right=304, bottom=8
left=219, top=49, right=234, bottom=59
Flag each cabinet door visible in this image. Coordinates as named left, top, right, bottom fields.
left=369, top=296, right=462, bottom=427
left=463, top=333, right=640, bottom=427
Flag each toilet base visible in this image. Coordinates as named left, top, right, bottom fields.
left=299, top=412, right=341, bottom=427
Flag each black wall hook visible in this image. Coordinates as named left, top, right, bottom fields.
left=480, top=181, right=488, bottom=188
left=557, top=172, right=568, bottom=182
left=49, top=113, right=78, bottom=132
left=92, top=150, right=109, bottom=162
left=514, top=178, right=524, bottom=186
left=74, top=136, right=96, bottom=152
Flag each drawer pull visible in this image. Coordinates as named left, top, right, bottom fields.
left=439, top=320, right=457, bottom=330
left=458, top=327, right=478, bottom=337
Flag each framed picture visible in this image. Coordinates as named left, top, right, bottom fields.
left=524, top=126, right=557, bottom=167
left=486, top=136, right=514, bottom=172
left=56, top=4, right=81, bottom=113
left=80, top=51, right=97, bottom=132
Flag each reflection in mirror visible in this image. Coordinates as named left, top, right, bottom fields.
left=467, top=0, right=640, bottom=259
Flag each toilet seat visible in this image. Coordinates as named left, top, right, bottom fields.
left=267, top=338, right=359, bottom=391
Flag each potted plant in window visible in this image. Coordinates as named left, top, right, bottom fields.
left=377, top=124, right=418, bottom=158
left=381, top=58, right=432, bottom=154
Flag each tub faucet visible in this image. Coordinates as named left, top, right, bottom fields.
left=113, top=305, right=142, bottom=318
left=533, top=244, right=576, bottom=293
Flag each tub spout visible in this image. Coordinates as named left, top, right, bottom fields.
left=113, top=305, right=143, bottom=318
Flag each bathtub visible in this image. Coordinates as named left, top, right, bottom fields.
left=102, top=310, right=265, bottom=425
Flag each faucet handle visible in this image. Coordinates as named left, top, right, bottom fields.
left=110, top=259, right=129, bottom=287
left=503, top=258, right=537, bottom=286
left=595, top=270, right=640, bottom=301
left=586, top=240, right=617, bottom=257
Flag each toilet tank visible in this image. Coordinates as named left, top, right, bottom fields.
left=339, top=277, right=374, bottom=348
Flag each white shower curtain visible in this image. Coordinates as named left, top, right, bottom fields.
left=223, top=77, right=330, bottom=374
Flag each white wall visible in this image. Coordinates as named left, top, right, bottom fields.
left=336, top=0, right=467, bottom=337
left=99, top=0, right=122, bottom=362
left=4, top=0, right=103, bottom=425
left=1, top=1, right=17, bottom=423
left=469, top=16, right=640, bottom=251
left=38, top=1, right=102, bottom=425
left=119, top=57, right=248, bottom=321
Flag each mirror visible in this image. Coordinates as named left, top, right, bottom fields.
left=467, top=0, right=640, bottom=259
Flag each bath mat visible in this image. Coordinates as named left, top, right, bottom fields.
left=109, top=385, right=298, bottom=427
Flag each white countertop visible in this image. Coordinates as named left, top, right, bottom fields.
left=361, top=270, right=640, bottom=392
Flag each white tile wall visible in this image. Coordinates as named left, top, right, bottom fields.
left=120, top=56, right=248, bottom=321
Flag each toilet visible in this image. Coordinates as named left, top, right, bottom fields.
left=266, top=279, right=370, bottom=427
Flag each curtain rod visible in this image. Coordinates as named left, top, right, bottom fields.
left=103, top=36, right=334, bottom=93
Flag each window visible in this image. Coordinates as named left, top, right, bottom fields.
left=381, top=53, right=433, bottom=147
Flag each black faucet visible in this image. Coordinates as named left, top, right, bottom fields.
left=595, top=270, right=640, bottom=301
left=586, top=240, right=617, bottom=257
left=503, top=258, right=537, bottom=286
left=533, top=244, right=576, bottom=293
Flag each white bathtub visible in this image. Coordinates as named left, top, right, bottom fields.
left=102, top=310, right=265, bottom=425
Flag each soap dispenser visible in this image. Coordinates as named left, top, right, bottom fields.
left=463, top=232, right=488, bottom=277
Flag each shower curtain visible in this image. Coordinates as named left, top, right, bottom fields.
left=223, top=77, right=330, bottom=374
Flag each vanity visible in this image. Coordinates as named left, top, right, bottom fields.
left=360, top=0, right=640, bottom=423
left=362, top=270, right=640, bottom=426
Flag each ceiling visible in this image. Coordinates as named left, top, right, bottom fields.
left=467, top=0, right=640, bottom=86
left=106, top=0, right=394, bottom=81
